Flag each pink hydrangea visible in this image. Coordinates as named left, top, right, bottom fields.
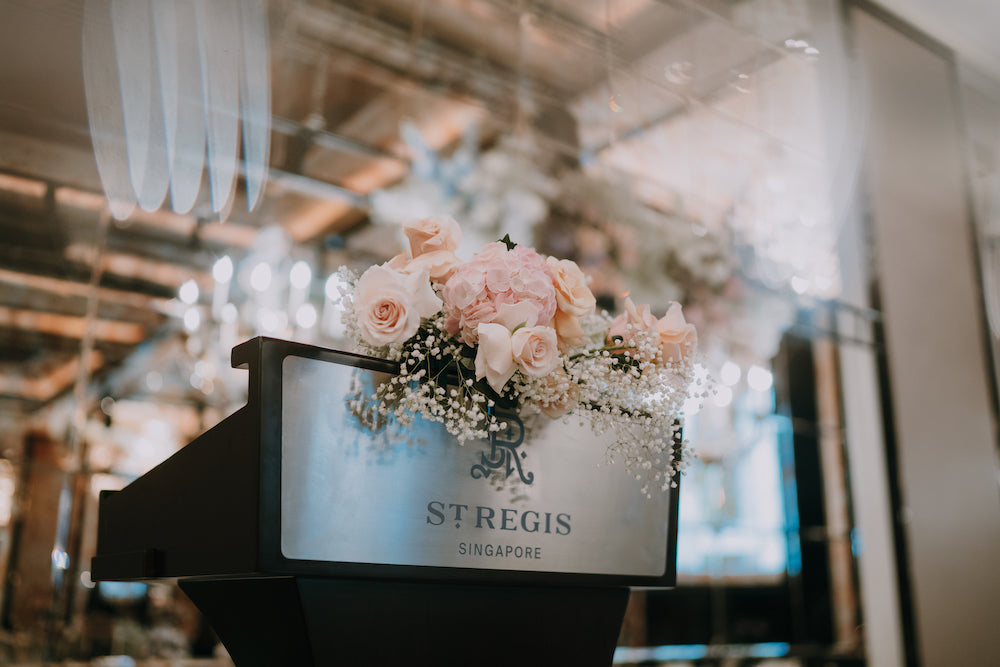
left=442, top=243, right=557, bottom=346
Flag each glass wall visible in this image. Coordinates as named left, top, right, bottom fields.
left=7, top=0, right=998, bottom=664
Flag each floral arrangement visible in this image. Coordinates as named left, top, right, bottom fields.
left=336, top=216, right=703, bottom=495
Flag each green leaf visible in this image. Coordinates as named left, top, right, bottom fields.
left=511, top=321, right=527, bottom=333
left=498, top=233, right=517, bottom=250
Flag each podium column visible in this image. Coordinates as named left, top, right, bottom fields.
left=180, top=576, right=629, bottom=666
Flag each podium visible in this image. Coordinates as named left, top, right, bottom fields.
left=93, top=337, right=679, bottom=665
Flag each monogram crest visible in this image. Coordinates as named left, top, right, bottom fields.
left=470, top=412, right=534, bottom=485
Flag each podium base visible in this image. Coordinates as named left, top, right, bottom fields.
left=179, top=576, right=629, bottom=666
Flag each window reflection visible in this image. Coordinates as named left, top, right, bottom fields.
left=677, top=382, right=787, bottom=582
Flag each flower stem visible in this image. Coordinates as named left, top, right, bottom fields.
left=568, top=343, right=634, bottom=361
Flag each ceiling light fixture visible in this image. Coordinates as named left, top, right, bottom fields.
left=82, top=0, right=271, bottom=222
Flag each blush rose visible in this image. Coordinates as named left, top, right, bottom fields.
left=353, top=264, right=441, bottom=346
left=475, top=323, right=516, bottom=392
left=655, top=302, right=698, bottom=363
left=511, top=325, right=560, bottom=377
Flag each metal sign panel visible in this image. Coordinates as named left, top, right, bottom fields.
left=279, top=354, right=671, bottom=577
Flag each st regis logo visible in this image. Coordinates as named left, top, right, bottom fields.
left=425, top=500, right=571, bottom=535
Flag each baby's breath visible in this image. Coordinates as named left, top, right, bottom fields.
left=332, top=261, right=700, bottom=496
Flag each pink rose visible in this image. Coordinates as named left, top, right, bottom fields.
left=511, top=325, right=560, bottom=378
left=546, top=257, right=596, bottom=318
left=537, top=368, right=579, bottom=419
left=403, top=215, right=461, bottom=257
left=655, top=302, right=697, bottom=363
left=607, top=297, right=657, bottom=348
left=475, top=323, right=516, bottom=392
left=353, top=264, right=442, bottom=346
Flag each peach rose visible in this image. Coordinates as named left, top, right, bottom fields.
left=475, top=323, right=516, bottom=392
left=353, top=264, right=441, bottom=346
left=546, top=257, right=596, bottom=318
left=537, top=368, right=579, bottom=419
left=403, top=215, right=461, bottom=257
left=399, top=250, right=463, bottom=284
left=387, top=253, right=409, bottom=270
left=551, top=310, right=586, bottom=348
left=607, top=297, right=657, bottom=346
left=511, top=325, right=560, bottom=378
left=655, top=302, right=697, bottom=363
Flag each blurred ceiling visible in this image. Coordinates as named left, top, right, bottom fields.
left=0, top=0, right=987, bottom=413
left=875, top=0, right=1000, bottom=79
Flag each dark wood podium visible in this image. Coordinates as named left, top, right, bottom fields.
left=92, top=337, right=679, bottom=666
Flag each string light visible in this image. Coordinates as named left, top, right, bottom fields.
left=290, top=261, right=312, bottom=290
left=249, top=262, right=272, bottom=292
left=747, top=365, right=774, bottom=392
left=182, top=307, right=201, bottom=332
left=212, top=256, right=234, bottom=283
left=178, top=279, right=199, bottom=305
left=295, top=303, right=318, bottom=329
left=720, top=361, right=741, bottom=386
left=713, top=385, right=733, bottom=407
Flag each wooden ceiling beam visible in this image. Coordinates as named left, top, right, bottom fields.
left=284, top=2, right=571, bottom=111
left=275, top=86, right=484, bottom=241
left=0, top=351, right=105, bottom=404
left=0, top=201, right=215, bottom=297
left=0, top=331, right=135, bottom=361
left=271, top=115, right=408, bottom=163
left=0, top=129, right=102, bottom=192
left=62, top=243, right=213, bottom=293
left=52, top=187, right=260, bottom=250
left=0, top=242, right=176, bottom=300
left=0, top=129, right=368, bottom=249
left=0, top=306, right=148, bottom=345
left=0, top=267, right=170, bottom=326
left=0, top=268, right=165, bottom=310
left=0, top=132, right=257, bottom=249
left=0, top=172, right=47, bottom=198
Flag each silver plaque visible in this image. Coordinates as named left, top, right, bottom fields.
left=280, top=355, right=670, bottom=576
